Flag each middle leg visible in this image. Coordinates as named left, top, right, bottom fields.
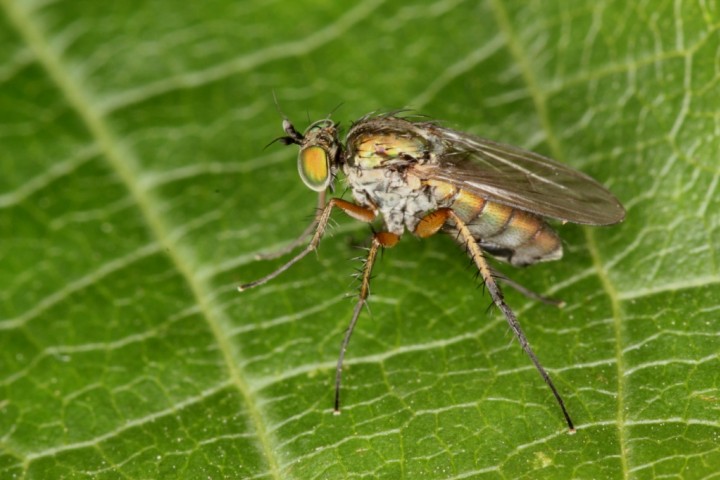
left=334, top=231, right=399, bottom=413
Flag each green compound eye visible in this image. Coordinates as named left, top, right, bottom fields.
left=298, top=145, right=331, bottom=191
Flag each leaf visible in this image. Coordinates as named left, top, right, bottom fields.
left=1, top=0, right=718, bottom=478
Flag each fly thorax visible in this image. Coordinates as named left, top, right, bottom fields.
left=344, top=166, right=438, bottom=235
left=342, top=127, right=440, bottom=234
left=347, top=133, right=428, bottom=170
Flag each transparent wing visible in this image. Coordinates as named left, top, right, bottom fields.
left=422, top=125, right=625, bottom=225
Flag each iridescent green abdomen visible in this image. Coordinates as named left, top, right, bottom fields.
left=426, top=180, right=562, bottom=266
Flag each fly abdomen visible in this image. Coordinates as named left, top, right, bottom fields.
left=423, top=180, right=563, bottom=266
left=450, top=188, right=562, bottom=266
left=480, top=209, right=562, bottom=266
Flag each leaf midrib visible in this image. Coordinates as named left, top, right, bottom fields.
left=0, top=1, right=283, bottom=477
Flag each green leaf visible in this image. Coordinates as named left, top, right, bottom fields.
left=1, top=0, right=718, bottom=478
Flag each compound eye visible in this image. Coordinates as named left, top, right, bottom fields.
left=298, top=146, right=332, bottom=191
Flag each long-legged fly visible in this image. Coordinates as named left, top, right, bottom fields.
left=240, top=112, right=625, bottom=432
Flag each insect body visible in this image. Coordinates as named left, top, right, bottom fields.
left=240, top=113, right=625, bottom=432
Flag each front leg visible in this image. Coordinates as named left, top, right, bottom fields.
left=254, top=190, right=326, bottom=260
left=239, top=198, right=376, bottom=291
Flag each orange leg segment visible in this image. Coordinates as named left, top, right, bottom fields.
left=414, top=208, right=452, bottom=238
left=332, top=198, right=377, bottom=223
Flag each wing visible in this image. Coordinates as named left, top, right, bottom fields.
left=421, top=125, right=626, bottom=225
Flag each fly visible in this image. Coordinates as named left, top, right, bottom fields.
left=239, top=112, right=626, bottom=433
